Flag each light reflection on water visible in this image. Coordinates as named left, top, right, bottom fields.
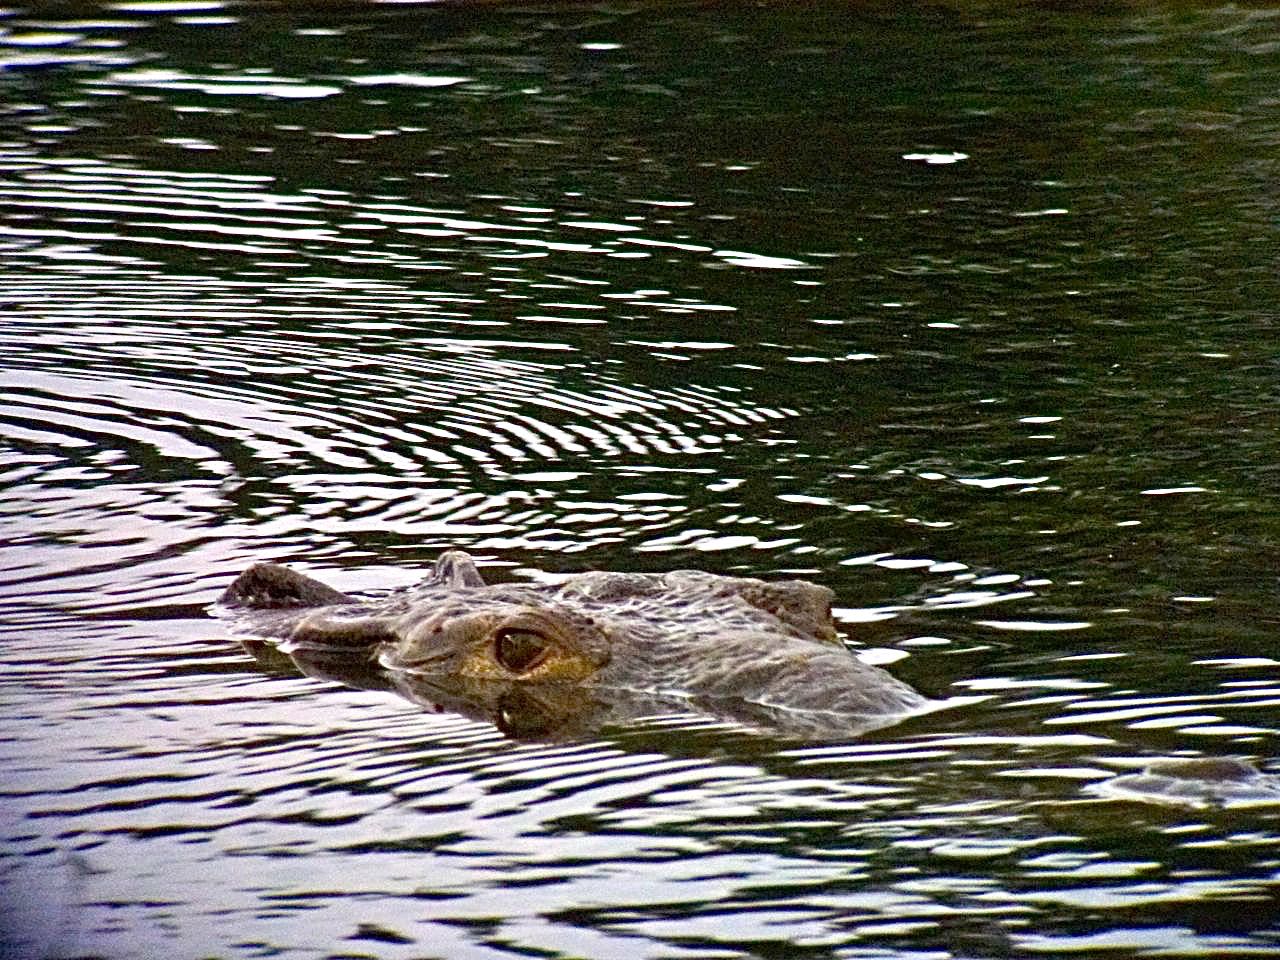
left=2, top=2, right=1280, bottom=958
left=6, top=627, right=1279, bottom=958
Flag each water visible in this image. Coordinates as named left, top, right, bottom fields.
left=2, top=1, right=1279, bottom=956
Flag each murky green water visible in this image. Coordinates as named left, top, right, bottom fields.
left=3, top=2, right=1279, bottom=957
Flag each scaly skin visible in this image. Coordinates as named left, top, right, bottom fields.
left=215, top=550, right=931, bottom=736
left=1087, top=757, right=1280, bottom=809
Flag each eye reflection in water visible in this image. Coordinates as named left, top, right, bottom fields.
left=242, top=636, right=933, bottom=743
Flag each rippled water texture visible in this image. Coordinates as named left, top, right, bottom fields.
left=3, top=2, right=1279, bottom=957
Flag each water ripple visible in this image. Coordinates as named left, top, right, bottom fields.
left=4, top=4, right=1280, bottom=956
left=0, top=147, right=815, bottom=601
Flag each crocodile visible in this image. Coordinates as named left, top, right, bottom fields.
left=215, top=550, right=935, bottom=739
left=1085, top=757, right=1280, bottom=809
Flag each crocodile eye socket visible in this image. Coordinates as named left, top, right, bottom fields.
left=494, top=628, right=549, bottom=674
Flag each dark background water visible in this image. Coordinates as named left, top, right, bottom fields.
left=2, top=2, right=1279, bottom=957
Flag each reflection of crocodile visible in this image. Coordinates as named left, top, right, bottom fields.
left=215, top=550, right=935, bottom=739
left=1087, top=758, right=1280, bottom=809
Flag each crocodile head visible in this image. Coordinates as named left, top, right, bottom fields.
left=217, top=550, right=610, bottom=683
left=380, top=596, right=611, bottom=683
left=214, top=549, right=932, bottom=738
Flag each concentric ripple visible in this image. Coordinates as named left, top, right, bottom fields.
left=4, top=4, right=1280, bottom=960
left=0, top=153, right=814, bottom=621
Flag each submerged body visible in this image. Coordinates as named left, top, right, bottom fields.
left=215, top=550, right=932, bottom=738
left=1087, top=758, right=1280, bottom=809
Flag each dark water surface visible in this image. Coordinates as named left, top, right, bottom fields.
left=3, top=1, right=1279, bottom=957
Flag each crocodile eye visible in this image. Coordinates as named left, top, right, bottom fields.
left=494, top=628, right=549, bottom=674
